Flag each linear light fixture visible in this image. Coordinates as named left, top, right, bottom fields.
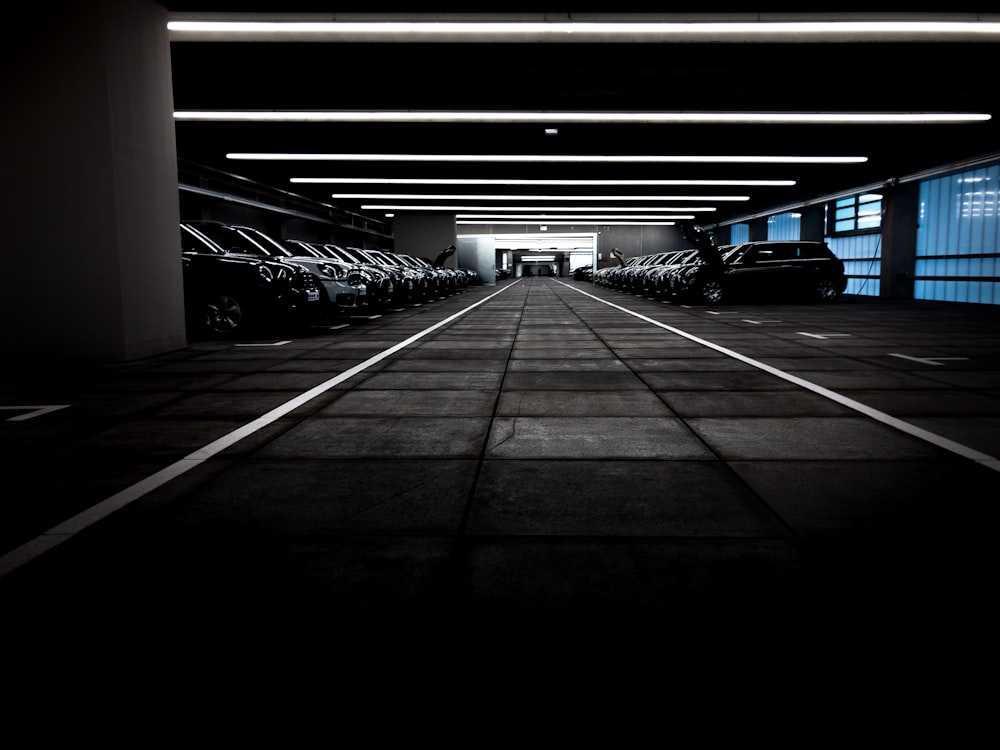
left=361, top=204, right=716, bottom=212
left=456, top=214, right=696, bottom=220
left=166, top=18, right=1000, bottom=43
left=456, top=220, right=676, bottom=227
left=178, top=110, right=991, bottom=124
left=292, top=177, right=796, bottom=187
left=335, top=193, right=749, bottom=201
left=229, top=153, right=867, bottom=165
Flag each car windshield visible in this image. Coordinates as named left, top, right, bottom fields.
left=180, top=223, right=227, bottom=255
left=366, top=250, right=403, bottom=266
left=286, top=240, right=325, bottom=258
left=324, top=245, right=359, bottom=263
left=188, top=222, right=291, bottom=258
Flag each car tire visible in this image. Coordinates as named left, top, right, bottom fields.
left=815, top=278, right=842, bottom=302
left=203, top=293, right=245, bottom=335
left=696, top=278, right=726, bottom=305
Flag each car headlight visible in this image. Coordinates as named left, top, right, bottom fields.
left=317, top=263, right=341, bottom=279
left=257, top=264, right=274, bottom=282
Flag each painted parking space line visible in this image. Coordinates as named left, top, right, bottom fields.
left=798, top=331, right=852, bottom=339
left=557, top=280, right=1000, bottom=474
left=0, top=282, right=521, bottom=579
left=2, top=405, right=71, bottom=422
left=235, top=340, right=292, bottom=347
left=889, top=353, right=970, bottom=366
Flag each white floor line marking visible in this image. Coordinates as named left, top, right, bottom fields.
left=2, top=405, right=71, bottom=422
left=798, top=331, right=851, bottom=339
left=0, top=282, right=520, bottom=579
left=888, top=353, right=970, bottom=366
left=235, top=340, right=291, bottom=347
left=557, top=281, right=1000, bottom=473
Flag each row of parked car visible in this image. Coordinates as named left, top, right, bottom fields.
left=593, top=225, right=848, bottom=305
left=179, top=220, right=480, bottom=337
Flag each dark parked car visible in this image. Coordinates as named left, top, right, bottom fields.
left=664, top=225, right=848, bottom=305
left=180, top=221, right=369, bottom=320
left=328, top=246, right=426, bottom=304
left=179, top=224, right=321, bottom=337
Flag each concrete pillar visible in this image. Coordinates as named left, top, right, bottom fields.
left=748, top=218, right=769, bottom=241
left=802, top=204, right=826, bottom=241
left=1, top=0, right=185, bottom=365
left=880, top=180, right=920, bottom=300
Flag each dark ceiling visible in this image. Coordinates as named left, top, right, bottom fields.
left=164, top=6, right=1000, bottom=229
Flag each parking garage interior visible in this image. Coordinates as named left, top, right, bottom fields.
left=3, top=4, right=1000, bottom=662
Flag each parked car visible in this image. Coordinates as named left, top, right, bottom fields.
left=664, top=225, right=848, bottom=305
left=647, top=249, right=701, bottom=297
left=363, top=248, right=436, bottom=301
left=179, top=224, right=321, bottom=337
left=328, top=245, right=426, bottom=304
left=284, top=239, right=395, bottom=310
left=596, top=254, right=639, bottom=290
left=619, top=251, right=681, bottom=295
left=180, top=221, right=369, bottom=320
left=385, top=251, right=454, bottom=297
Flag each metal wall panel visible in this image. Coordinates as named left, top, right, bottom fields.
left=828, top=232, right=881, bottom=297
left=916, top=162, right=1000, bottom=305
left=767, top=212, right=800, bottom=240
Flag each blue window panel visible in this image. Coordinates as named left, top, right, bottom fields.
left=851, top=277, right=880, bottom=296
left=767, top=212, right=800, bottom=240
left=915, top=162, right=1000, bottom=305
left=828, top=233, right=880, bottom=297
left=968, top=281, right=984, bottom=304
left=730, top=224, right=749, bottom=244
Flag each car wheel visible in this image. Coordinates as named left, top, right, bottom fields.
left=203, top=293, right=244, bottom=335
left=697, top=278, right=725, bottom=305
left=815, top=278, right=842, bottom=302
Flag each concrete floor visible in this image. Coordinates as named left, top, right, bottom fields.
left=2, top=278, right=999, bottom=650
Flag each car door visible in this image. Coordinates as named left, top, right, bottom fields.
left=727, top=244, right=798, bottom=300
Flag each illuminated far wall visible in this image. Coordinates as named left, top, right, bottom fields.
left=1, top=0, right=187, bottom=364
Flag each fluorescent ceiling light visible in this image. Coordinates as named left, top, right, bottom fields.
left=457, top=220, right=676, bottom=227
left=335, top=193, right=749, bottom=201
left=293, top=177, right=795, bottom=187
left=520, top=255, right=556, bottom=261
left=457, top=214, right=695, bottom=220
left=167, top=19, right=1000, bottom=43
left=362, top=204, right=716, bottom=212
left=178, top=110, right=990, bottom=124
left=229, top=153, right=868, bottom=165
